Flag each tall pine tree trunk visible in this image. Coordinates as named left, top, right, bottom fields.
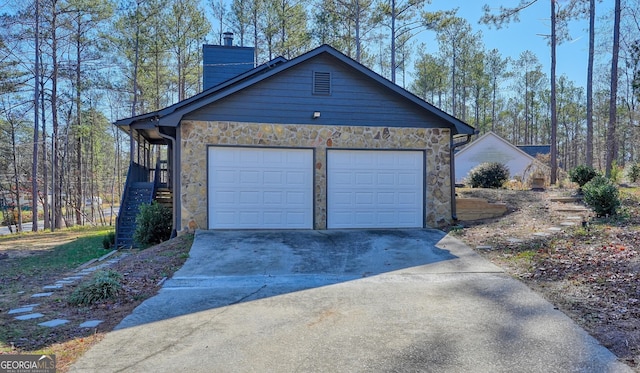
left=32, top=0, right=40, bottom=231
left=550, top=0, right=558, bottom=185
left=390, top=0, right=396, bottom=83
left=40, top=61, right=49, bottom=230
left=75, top=22, right=83, bottom=226
left=585, top=0, right=595, bottom=167
left=606, top=0, right=621, bottom=177
left=50, top=0, right=63, bottom=229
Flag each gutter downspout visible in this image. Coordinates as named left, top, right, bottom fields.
left=158, top=124, right=178, bottom=239
left=450, top=130, right=478, bottom=221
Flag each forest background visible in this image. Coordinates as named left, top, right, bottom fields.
left=0, top=0, right=637, bottom=231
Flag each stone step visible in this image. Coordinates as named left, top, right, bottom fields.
left=456, top=198, right=507, bottom=221
left=554, top=207, right=590, bottom=213
left=549, top=196, right=582, bottom=203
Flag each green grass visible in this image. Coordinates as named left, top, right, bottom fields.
left=514, top=250, right=537, bottom=261
left=0, top=226, right=114, bottom=280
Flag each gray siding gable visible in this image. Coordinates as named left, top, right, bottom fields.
left=187, top=53, right=454, bottom=129
left=117, top=45, right=474, bottom=135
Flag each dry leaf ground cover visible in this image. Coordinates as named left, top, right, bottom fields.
left=0, top=229, right=193, bottom=372
left=450, top=186, right=640, bottom=370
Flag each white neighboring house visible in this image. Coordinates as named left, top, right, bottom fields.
left=454, top=131, right=537, bottom=183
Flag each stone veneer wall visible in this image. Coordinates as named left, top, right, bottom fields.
left=180, top=121, right=452, bottom=231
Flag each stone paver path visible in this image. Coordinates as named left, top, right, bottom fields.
left=7, top=304, right=38, bottom=314
left=39, top=319, right=69, bottom=327
left=79, top=320, right=103, bottom=328
left=479, top=193, right=592, bottom=249
left=7, top=250, right=125, bottom=329
left=14, top=313, right=44, bottom=320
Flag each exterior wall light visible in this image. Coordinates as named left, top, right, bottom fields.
left=312, top=111, right=321, bottom=119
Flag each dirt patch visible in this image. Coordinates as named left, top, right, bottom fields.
left=450, top=187, right=640, bottom=370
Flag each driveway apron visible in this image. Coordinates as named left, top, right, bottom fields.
left=71, top=229, right=631, bottom=373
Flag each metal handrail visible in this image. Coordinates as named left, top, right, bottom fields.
left=115, top=162, right=135, bottom=248
left=115, top=161, right=152, bottom=248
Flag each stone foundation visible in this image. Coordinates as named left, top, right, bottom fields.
left=180, top=121, right=452, bottom=231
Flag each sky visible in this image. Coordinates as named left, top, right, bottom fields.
left=419, top=0, right=607, bottom=90
left=206, top=0, right=617, bottom=90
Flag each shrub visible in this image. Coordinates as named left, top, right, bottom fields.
left=628, top=162, right=640, bottom=183
left=467, top=162, right=510, bottom=189
left=569, top=165, right=599, bottom=188
left=102, top=231, right=115, bottom=250
left=68, top=270, right=122, bottom=306
left=609, top=160, right=623, bottom=184
left=582, top=175, right=620, bottom=217
left=134, top=201, right=172, bottom=246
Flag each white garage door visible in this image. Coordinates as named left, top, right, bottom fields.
left=327, top=150, right=424, bottom=229
left=208, top=147, right=313, bottom=229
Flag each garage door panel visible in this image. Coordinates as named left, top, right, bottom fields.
left=262, top=151, right=284, bottom=164
left=351, top=153, right=374, bottom=166
left=354, top=212, right=375, bottom=224
left=328, top=150, right=423, bottom=229
left=239, top=191, right=259, bottom=204
left=285, top=152, right=310, bottom=166
left=398, top=192, right=418, bottom=205
left=377, top=212, right=396, bottom=224
left=285, top=211, right=306, bottom=224
left=286, top=171, right=307, bottom=185
left=398, top=173, right=418, bottom=185
left=377, top=173, right=395, bottom=185
left=355, top=173, right=374, bottom=185
left=332, top=172, right=352, bottom=185
left=239, top=170, right=259, bottom=184
left=214, top=190, right=236, bottom=203
left=376, top=193, right=395, bottom=204
left=355, top=192, right=374, bottom=205
left=332, top=192, right=351, bottom=205
left=263, top=191, right=283, bottom=204
left=238, top=211, right=260, bottom=224
left=214, top=170, right=236, bottom=183
left=285, top=191, right=306, bottom=205
left=263, top=171, right=283, bottom=184
left=238, top=149, right=260, bottom=162
left=209, top=147, right=313, bottom=229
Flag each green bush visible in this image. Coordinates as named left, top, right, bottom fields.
left=467, top=162, right=510, bottom=189
left=628, top=162, right=640, bottom=183
left=68, top=270, right=122, bottom=306
left=582, top=175, right=620, bottom=217
left=102, top=231, right=115, bottom=250
left=609, top=160, right=623, bottom=184
left=569, top=165, right=599, bottom=188
left=134, top=201, right=172, bottom=246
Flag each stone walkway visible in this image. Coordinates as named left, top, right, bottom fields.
left=6, top=250, right=124, bottom=329
left=475, top=193, right=592, bottom=250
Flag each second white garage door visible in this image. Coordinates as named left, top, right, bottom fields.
left=208, top=147, right=313, bottom=229
left=327, top=150, right=424, bottom=229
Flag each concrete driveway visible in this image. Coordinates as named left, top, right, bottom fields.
left=71, top=229, right=631, bottom=373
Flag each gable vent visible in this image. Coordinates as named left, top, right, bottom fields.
left=313, top=71, right=331, bottom=95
